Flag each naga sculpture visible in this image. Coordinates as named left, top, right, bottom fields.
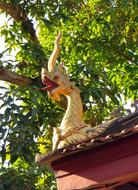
left=40, top=33, right=118, bottom=152
left=41, top=32, right=94, bottom=150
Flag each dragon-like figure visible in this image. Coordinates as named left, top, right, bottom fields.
left=35, top=33, right=134, bottom=165
left=41, top=32, right=93, bottom=150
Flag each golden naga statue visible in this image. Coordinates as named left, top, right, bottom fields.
left=41, top=32, right=94, bottom=150
left=40, top=33, right=118, bottom=153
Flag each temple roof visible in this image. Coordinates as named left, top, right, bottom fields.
left=36, top=110, right=138, bottom=166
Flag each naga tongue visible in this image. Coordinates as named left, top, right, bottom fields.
left=41, top=76, right=58, bottom=91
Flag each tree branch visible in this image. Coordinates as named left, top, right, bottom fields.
left=0, top=65, right=37, bottom=87
left=0, top=66, right=68, bottom=109
left=0, top=2, right=38, bottom=42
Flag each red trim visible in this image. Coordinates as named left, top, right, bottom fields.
left=51, top=134, right=138, bottom=190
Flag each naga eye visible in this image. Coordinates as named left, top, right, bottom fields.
left=54, top=75, right=59, bottom=80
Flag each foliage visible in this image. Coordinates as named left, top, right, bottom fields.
left=0, top=0, right=138, bottom=189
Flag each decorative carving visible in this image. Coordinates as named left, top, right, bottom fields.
left=41, top=33, right=95, bottom=150
left=40, top=33, right=138, bottom=151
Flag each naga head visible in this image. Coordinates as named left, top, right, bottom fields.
left=41, top=32, right=74, bottom=101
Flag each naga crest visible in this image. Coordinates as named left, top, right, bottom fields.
left=41, top=32, right=75, bottom=101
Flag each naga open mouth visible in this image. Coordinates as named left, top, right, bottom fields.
left=41, top=76, right=59, bottom=91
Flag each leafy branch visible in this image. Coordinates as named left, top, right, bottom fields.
left=0, top=1, right=38, bottom=43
